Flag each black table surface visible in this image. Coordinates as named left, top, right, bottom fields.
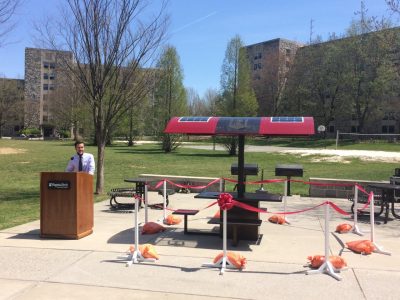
left=367, top=183, right=400, bottom=191
left=124, top=178, right=149, bottom=184
left=194, top=191, right=282, bottom=202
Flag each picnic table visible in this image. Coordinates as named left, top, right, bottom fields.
left=367, top=182, right=400, bottom=224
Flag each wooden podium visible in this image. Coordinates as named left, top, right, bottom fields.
left=40, top=172, right=94, bottom=239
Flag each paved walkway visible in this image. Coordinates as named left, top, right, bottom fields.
left=0, top=192, right=399, bottom=299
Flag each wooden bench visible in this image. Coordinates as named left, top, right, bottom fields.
left=173, top=209, right=218, bottom=236
left=208, top=217, right=262, bottom=246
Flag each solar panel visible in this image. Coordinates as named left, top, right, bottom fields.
left=271, top=117, right=303, bottom=123
left=179, top=117, right=211, bottom=122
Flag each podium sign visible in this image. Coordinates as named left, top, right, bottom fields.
left=40, top=172, right=93, bottom=239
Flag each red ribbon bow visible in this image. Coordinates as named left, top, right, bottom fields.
left=218, top=193, right=234, bottom=210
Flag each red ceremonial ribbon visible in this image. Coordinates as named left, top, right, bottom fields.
left=269, top=201, right=350, bottom=216
left=217, top=193, right=235, bottom=210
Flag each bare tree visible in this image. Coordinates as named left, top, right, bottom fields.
left=37, top=0, right=168, bottom=194
left=0, top=0, right=21, bottom=47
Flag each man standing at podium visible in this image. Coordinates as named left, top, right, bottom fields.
left=66, top=141, right=95, bottom=175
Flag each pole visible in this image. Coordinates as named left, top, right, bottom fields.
left=237, top=135, right=245, bottom=197
left=306, top=202, right=342, bottom=280
left=335, top=130, right=339, bottom=150
left=369, top=192, right=390, bottom=255
left=220, top=209, right=228, bottom=275
left=144, top=184, right=148, bottom=224
left=352, top=185, right=363, bottom=235
left=163, top=180, right=167, bottom=221
left=283, top=180, right=290, bottom=224
left=219, top=178, right=224, bottom=192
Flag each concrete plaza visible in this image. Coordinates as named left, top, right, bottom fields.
left=0, top=192, right=399, bottom=300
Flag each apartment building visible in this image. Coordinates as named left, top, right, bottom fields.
left=245, top=30, right=400, bottom=136
left=244, top=38, right=303, bottom=116
left=24, top=48, right=72, bottom=137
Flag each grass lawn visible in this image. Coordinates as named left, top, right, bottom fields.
left=0, top=138, right=398, bottom=230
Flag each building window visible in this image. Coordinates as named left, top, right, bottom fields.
left=254, top=52, right=262, bottom=60
left=49, top=84, right=55, bottom=90
left=382, top=125, right=395, bottom=133
left=45, top=53, right=53, bottom=60
left=43, top=73, right=49, bottom=80
left=49, top=63, right=56, bottom=69
left=351, top=126, right=359, bottom=133
left=43, top=84, right=49, bottom=90
left=328, top=125, right=335, bottom=133
left=43, top=116, right=48, bottom=122
left=254, top=64, right=258, bottom=70
left=43, top=62, right=49, bottom=68
left=49, top=73, right=55, bottom=80
left=286, top=48, right=291, bottom=56
left=257, top=63, right=261, bottom=69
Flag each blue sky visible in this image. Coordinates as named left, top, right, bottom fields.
left=0, top=0, right=393, bottom=97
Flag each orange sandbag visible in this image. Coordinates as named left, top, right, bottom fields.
left=213, top=210, right=220, bottom=219
left=129, top=244, right=159, bottom=259
left=336, top=223, right=352, bottom=233
left=307, top=255, right=347, bottom=269
left=164, top=214, right=182, bottom=225
left=141, top=222, right=166, bottom=234
left=346, top=240, right=375, bottom=255
left=213, top=251, right=247, bottom=269
left=268, top=214, right=286, bottom=225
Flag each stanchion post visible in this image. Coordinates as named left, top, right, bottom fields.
left=306, top=202, right=342, bottom=280
left=202, top=197, right=240, bottom=274
left=144, top=184, right=148, bottom=224
left=221, top=209, right=228, bottom=274
left=219, top=178, right=225, bottom=192
left=369, top=192, right=391, bottom=255
left=163, top=180, right=167, bottom=221
left=126, top=196, right=156, bottom=266
left=352, top=185, right=364, bottom=236
left=283, top=179, right=290, bottom=224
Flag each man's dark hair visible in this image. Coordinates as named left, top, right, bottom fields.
left=74, top=141, right=84, bottom=147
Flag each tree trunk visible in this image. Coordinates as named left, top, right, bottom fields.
left=95, top=140, right=105, bottom=194
left=128, top=107, right=134, bottom=146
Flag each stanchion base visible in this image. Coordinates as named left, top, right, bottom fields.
left=126, top=251, right=156, bottom=267
left=352, top=224, right=365, bottom=236
left=372, top=242, right=391, bottom=256
left=202, top=256, right=240, bottom=275
left=306, top=261, right=343, bottom=281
